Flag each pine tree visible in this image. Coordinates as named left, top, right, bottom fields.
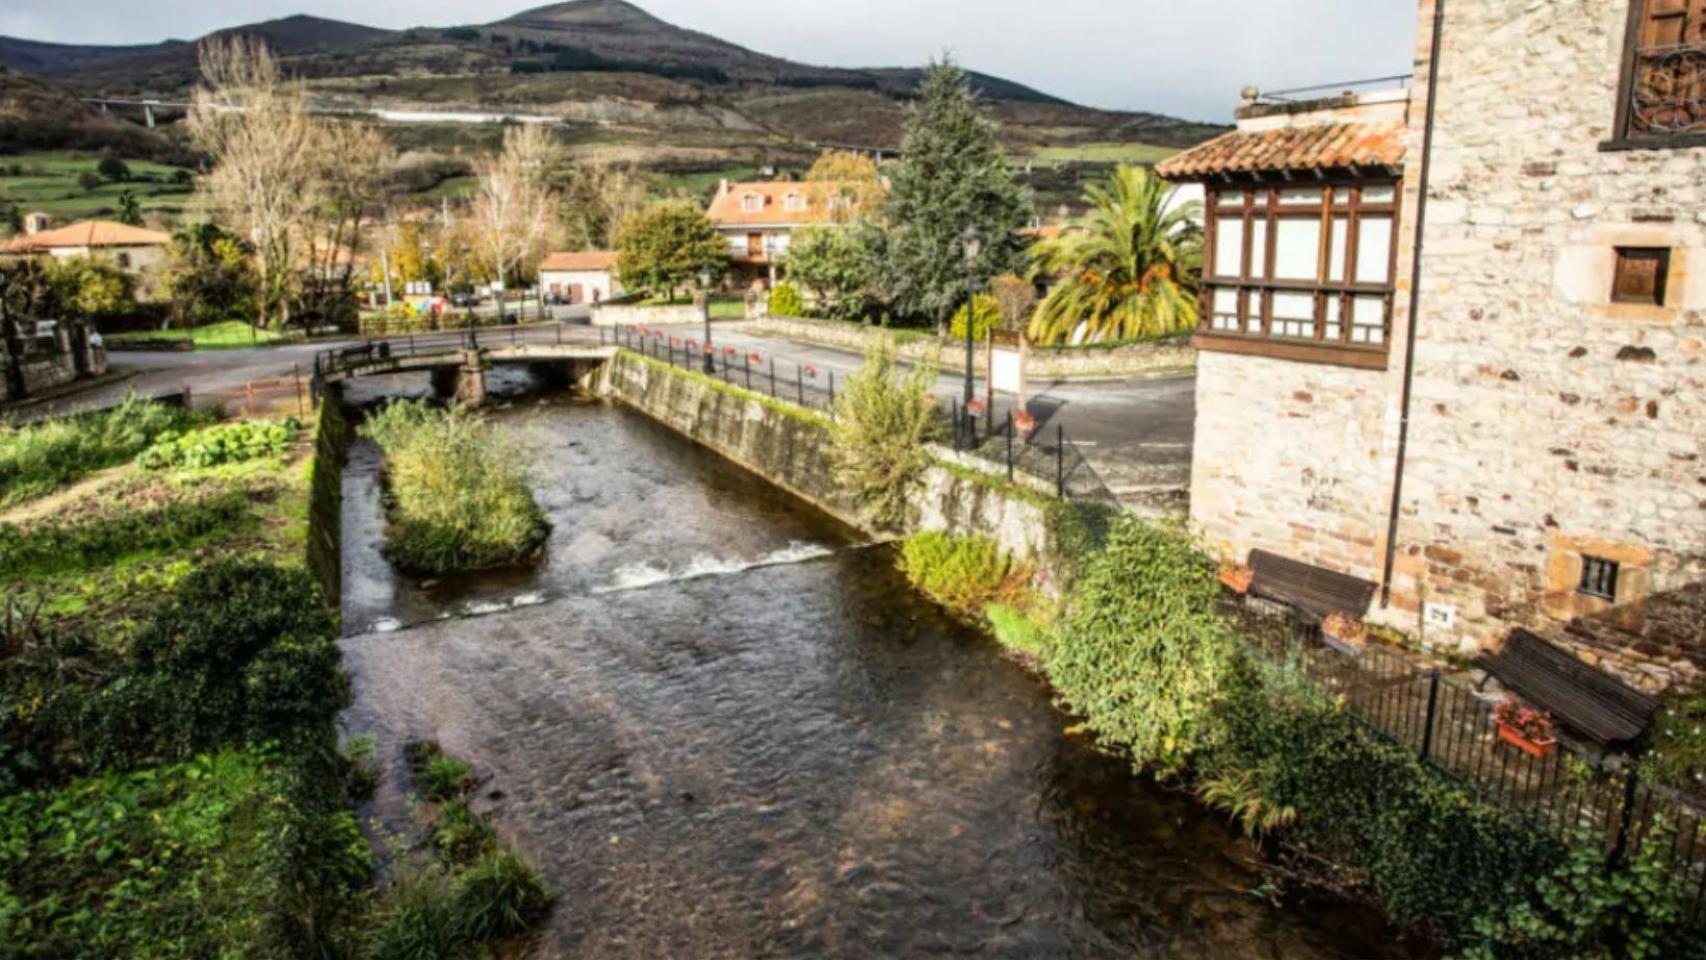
left=885, top=58, right=1031, bottom=330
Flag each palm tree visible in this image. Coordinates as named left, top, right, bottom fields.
left=1027, top=164, right=1203, bottom=345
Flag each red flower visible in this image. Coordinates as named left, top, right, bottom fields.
left=669, top=336, right=680, bottom=347
left=967, top=399, right=986, bottom=415
left=748, top=352, right=762, bottom=364
left=805, top=364, right=818, bottom=378
left=704, top=343, right=715, bottom=355
left=725, top=346, right=737, bottom=356
left=687, top=339, right=699, bottom=350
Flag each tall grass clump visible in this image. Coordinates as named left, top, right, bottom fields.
left=0, top=393, right=205, bottom=508
left=362, top=400, right=549, bottom=575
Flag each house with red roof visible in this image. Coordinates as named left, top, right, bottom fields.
left=705, top=179, right=877, bottom=288
left=538, top=250, right=621, bottom=305
left=1, top=218, right=171, bottom=275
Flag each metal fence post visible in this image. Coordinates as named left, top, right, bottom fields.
left=1056, top=424, right=1065, bottom=497
left=1608, top=768, right=1642, bottom=869
left=1006, top=411, right=1014, bottom=482
left=1419, top=669, right=1441, bottom=761
left=796, top=364, right=804, bottom=406
left=293, top=363, right=304, bottom=417
left=828, top=371, right=836, bottom=410
left=744, top=353, right=752, bottom=390
left=769, top=357, right=777, bottom=397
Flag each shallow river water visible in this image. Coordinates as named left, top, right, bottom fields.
left=338, top=373, right=1429, bottom=958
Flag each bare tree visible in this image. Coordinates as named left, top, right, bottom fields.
left=471, top=124, right=561, bottom=322
left=300, top=121, right=391, bottom=329
left=188, top=37, right=319, bottom=330
left=562, top=161, right=652, bottom=250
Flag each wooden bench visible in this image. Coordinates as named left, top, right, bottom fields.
left=1476, top=629, right=1657, bottom=747
left=1247, top=549, right=1379, bottom=623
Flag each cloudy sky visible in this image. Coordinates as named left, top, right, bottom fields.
left=0, top=1, right=1418, bottom=121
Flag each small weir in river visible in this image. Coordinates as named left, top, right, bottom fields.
left=337, top=370, right=1428, bottom=958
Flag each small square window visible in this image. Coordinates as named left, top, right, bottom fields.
left=1611, top=247, right=1670, bottom=306
left=1578, top=555, right=1620, bottom=602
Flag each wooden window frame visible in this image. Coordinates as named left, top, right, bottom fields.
left=1611, top=246, right=1672, bottom=305
left=1605, top=0, right=1706, bottom=151
left=1198, top=178, right=1400, bottom=369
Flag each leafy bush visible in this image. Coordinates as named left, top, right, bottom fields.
left=406, top=740, right=475, bottom=802
left=985, top=603, right=1051, bottom=661
left=453, top=851, right=552, bottom=942
left=0, top=486, right=253, bottom=578
left=364, top=400, right=550, bottom=575
left=948, top=293, right=1002, bottom=341
left=829, top=334, right=940, bottom=531
left=1045, top=516, right=1236, bottom=776
left=1640, top=691, right=1706, bottom=794
left=0, top=394, right=205, bottom=507
left=137, top=418, right=299, bottom=470
left=768, top=281, right=805, bottom=319
left=899, top=532, right=1025, bottom=617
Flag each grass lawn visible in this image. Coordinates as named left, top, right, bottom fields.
left=107, top=321, right=296, bottom=349
left=0, top=150, right=196, bottom=222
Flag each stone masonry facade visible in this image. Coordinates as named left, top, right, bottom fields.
left=1184, top=0, right=1706, bottom=691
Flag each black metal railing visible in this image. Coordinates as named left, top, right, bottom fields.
left=945, top=402, right=1120, bottom=507
left=1244, top=610, right=1706, bottom=918
left=615, top=324, right=841, bottom=413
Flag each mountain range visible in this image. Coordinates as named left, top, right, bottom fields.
left=0, top=1, right=1224, bottom=208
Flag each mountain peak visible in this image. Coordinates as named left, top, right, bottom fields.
left=497, top=0, right=663, bottom=29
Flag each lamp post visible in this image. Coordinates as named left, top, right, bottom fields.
left=699, top=267, right=715, bottom=374
left=959, top=226, right=985, bottom=447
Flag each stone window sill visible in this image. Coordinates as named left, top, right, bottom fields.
left=1195, top=332, right=1389, bottom=371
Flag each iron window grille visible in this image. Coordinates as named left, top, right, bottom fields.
left=1579, top=555, right=1621, bottom=602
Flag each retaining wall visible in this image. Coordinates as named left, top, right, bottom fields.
left=307, top=397, right=351, bottom=612
left=590, top=302, right=704, bottom=328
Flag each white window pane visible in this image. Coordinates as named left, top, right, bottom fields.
left=1216, top=191, right=1245, bottom=208
left=1355, top=215, right=1393, bottom=284
left=1361, top=184, right=1396, bottom=204
left=1249, top=191, right=1268, bottom=206
left=1328, top=217, right=1349, bottom=282
left=1273, top=218, right=1322, bottom=280
left=1278, top=187, right=1321, bottom=206
left=1332, top=187, right=1353, bottom=203
left=1324, top=296, right=1342, bottom=341
left=1273, top=291, right=1315, bottom=339
left=1351, top=295, right=1385, bottom=344
left=1214, top=218, right=1244, bottom=276
left=1250, top=219, right=1269, bottom=278
left=1211, top=288, right=1241, bottom=332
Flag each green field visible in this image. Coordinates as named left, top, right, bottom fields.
left=1022, top=142, right=1180, bottom=166
left=106, top=321, right=297, bottom=350
left=0, top=150, right=197, bottom=222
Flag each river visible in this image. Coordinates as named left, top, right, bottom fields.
left=337, top=372, right=1428, bottom=958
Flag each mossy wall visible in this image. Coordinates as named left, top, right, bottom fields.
left=307, top=396, right=350, bottom=610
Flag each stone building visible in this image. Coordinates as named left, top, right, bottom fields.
left=1158, top=0, right=1705, bottom=689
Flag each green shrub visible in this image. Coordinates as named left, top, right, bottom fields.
left=406, top=740, right=476, bottom=802
left=985, top=603, right=1051, bottom=661
left=364, top=401, right=550, bottom=575
left=829, top=334, right=939, bottom=531
left=899, top=532, right=1023, bottom=617
left=136, top=418, right=299, bottom=470
left=453, top=851, right=552, bottom=943
left=1045, top=516, right=1236, bottom=776
left=948, top=293, right=1002, bottom=340
left=366, top=868, right=464, bottom=960
left=433, top=799, right=499, bottom=866
left=768, top=281, right=805, bottom=318
left=0, top=394, right=206, bottom=507
left=0, top=486, right=254, bottom=578
left=1640, top=691, right=1706, bottom=794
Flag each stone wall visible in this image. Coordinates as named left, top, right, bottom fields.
left=307, top=397, right=351, bottom=611
left=590, top=302, right=704, bottom=328
left=1190, top=351, right=1393, bottom=582
left=604, top=350, right=1060, bottom=570
left=1385, top=0, right=1706, bottom=678
left=749, top=316, right=1196, bottom=381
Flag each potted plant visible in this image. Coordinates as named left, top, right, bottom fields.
left=1322, top=613, right=1369, bottom=655
left=1218, top=560, right=1254, bottom=594
left=1494, top=700, right=1557, bottom=758
left=1014, top=409, right=1037, bottom=434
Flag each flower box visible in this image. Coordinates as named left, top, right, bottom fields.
left=1493, top=700, right=1557, bottom=758
left=1496, top=722, right=1558, bottom=758
left=1013, top=410, right=1037, bottom=434
left=1218, top=563, right=1254, bottom=594
left=1322, top=613, right=1369, bottom=655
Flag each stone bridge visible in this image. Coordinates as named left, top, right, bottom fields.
left=314, top=329, right=617, bottom=405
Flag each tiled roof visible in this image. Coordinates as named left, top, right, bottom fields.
left=540, top=250, right=618, bottom=272
left=1155, top=122, right=1406, bottom=180
left=3, top=220, right=170, bottom=251
left=706, top=181, right=860, bottom=227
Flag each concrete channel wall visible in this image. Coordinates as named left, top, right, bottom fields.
left=603, top=350, right=1057, bottom=566
left=308, top=398, right=351, bottom=611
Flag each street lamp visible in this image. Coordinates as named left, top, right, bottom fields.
left=700, top=267, right=716, bottom=374
left=959, top=226, right=985, bottom=446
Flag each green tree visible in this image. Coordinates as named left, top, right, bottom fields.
left=162, top=223, right=258, bottom=328
left=42, top=256, right=135, bottom=320
left=830, top=333, right=940, bottom=531
left=948, top=294, right=1000, bottom=340
left=96, top=155, right=131, bottom=182
left=1027, top=164, right=1202, bottom=345
left=885, top=58, right=1031, bottom=331
left=784, top=223, right=882, bottom=320
left=614, top=200, right=727, bottom=300
left=116, top=190, right=144, bottom=227
left=76, top=171, right=103, bottom=194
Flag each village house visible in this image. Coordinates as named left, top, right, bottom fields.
left=0, top=217, right=171, bottom=275
left=538, top=250, right=621, bottom=305
left=1158, top=0, right=1705, bottom=690
left=705, top=179, right=873, bottom=288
